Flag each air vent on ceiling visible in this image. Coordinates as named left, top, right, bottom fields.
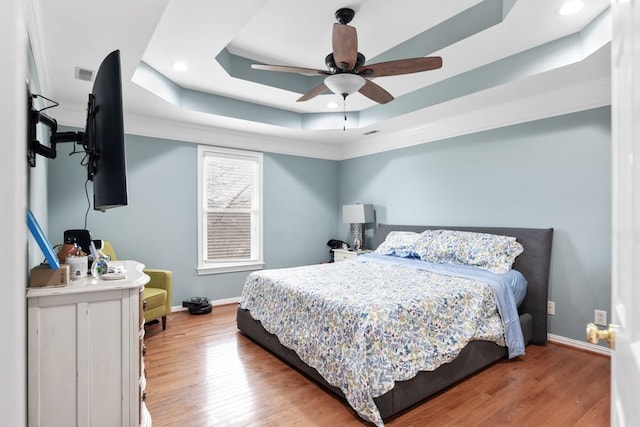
left=75, top=66, right=94, bottom=82
left=363, top=130, right=379, bottom=136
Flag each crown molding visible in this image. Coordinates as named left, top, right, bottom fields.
left=338, top=76, right=611, bottom=160
left=24, top=0, right=50, bottom=93
left=50, top=104, right=344, bottom=161
left=51, top=74, right=610, bottom=163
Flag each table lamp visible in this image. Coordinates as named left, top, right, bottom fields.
left=342, top=204, right=374, bottom=250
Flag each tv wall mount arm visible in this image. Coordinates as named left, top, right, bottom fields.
left=27, top=92, right=95, bottom=172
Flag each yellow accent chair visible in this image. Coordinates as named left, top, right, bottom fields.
left=100, top=240, right=172, bottom=330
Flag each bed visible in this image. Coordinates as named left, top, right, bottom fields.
left=237, top=224, right=553, bottom=425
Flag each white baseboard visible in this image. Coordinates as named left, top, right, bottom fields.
left=171, top=296, right=240, bottom=313
left=548, top=333, right=612, bottom=357
left=211, top=297, right=241, bottom=307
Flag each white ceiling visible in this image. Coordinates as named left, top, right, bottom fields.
left=26, top=0, right=611, bottom=160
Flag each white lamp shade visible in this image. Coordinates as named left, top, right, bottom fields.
left=325, top=74, right=366, bottom=96
left=342, top=204, right=375, bottom=224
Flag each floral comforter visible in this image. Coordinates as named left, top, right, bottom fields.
left=239, top=257, right=507, bottom=426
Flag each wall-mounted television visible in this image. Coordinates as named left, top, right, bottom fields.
left=28, top=49, right=128, bottom=212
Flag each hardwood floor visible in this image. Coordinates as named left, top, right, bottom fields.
left=144, top=304, right=610, bottom=426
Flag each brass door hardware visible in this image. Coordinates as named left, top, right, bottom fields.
left=586, top=322, right=616, bottom=349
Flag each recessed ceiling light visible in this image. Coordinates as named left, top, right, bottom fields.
left=558, top=0, right=584, bottom=15
left=327, top=102, right=339, bottom=109
left=173, top=62, right=189, bottom=72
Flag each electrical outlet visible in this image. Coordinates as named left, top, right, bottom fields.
left=595, top=310, right=607, bottom=326
left=547, top=301, right=555, bottom=316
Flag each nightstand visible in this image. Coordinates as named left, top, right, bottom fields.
left=332, top=248, right=372, bottom=262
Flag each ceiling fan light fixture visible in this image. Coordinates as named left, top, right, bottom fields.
left=324, top=73, right=366, bottom=97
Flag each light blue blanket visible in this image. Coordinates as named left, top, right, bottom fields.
left=357, top=253, right=527, bottom=358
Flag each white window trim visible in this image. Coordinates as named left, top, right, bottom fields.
left=197, top=145, right=264, bottom=275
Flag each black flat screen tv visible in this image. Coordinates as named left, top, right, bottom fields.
left=28, top=49, right=128, bottom=212
left=86, top=49, right=128, bottom=211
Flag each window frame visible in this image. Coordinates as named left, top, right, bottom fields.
left=196, top=145, right=264, bottom=275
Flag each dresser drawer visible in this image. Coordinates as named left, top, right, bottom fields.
left=332, top=249, right=371, bottom=262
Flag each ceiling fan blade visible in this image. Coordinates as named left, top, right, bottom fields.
left=358, top=57, right=443, bottom=77
left=358, top=80, right=394, bottom=104
left=332, top=23, right=358, bottom=71
left=297, top=83, right=329, bottom=102
left=252, top=64, right=329, bottom=76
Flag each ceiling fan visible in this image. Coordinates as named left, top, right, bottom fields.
left=251, top=7, right=443, bottom=104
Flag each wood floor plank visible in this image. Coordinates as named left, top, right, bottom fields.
left=144, top=304, right=610, bottom=426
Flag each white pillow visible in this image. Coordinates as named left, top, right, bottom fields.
left=374, top=231, right=421, bottom=258
left=418, top=229, right=524, bottom=274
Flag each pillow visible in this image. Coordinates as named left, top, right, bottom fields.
left=373, top=231, right=421, bottom=258
left=418, top=229, right=524, bottom=274
left=412, top=230, right=437, bottom=260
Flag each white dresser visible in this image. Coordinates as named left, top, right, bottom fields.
left=27, top=260, right=150, bottom=427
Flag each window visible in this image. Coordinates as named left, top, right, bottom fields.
left=197, top=146, right=263, bottom=274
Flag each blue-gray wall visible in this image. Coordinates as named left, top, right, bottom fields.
left=47, top=132, right=338, bottom=304
left=47, top=106, right=611, bottom=344
left=338, top=107, right=611, bottom=343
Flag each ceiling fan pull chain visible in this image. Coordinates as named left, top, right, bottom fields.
left=343, top=93, right=347, bottom=131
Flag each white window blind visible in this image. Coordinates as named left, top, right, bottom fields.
left=197, top=146, right=263, bottom=274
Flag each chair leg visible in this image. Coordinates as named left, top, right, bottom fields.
left=161, top=315, right=167, bottom=330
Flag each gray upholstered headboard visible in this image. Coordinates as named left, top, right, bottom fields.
left=372, top=224, right=554, bottom=345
